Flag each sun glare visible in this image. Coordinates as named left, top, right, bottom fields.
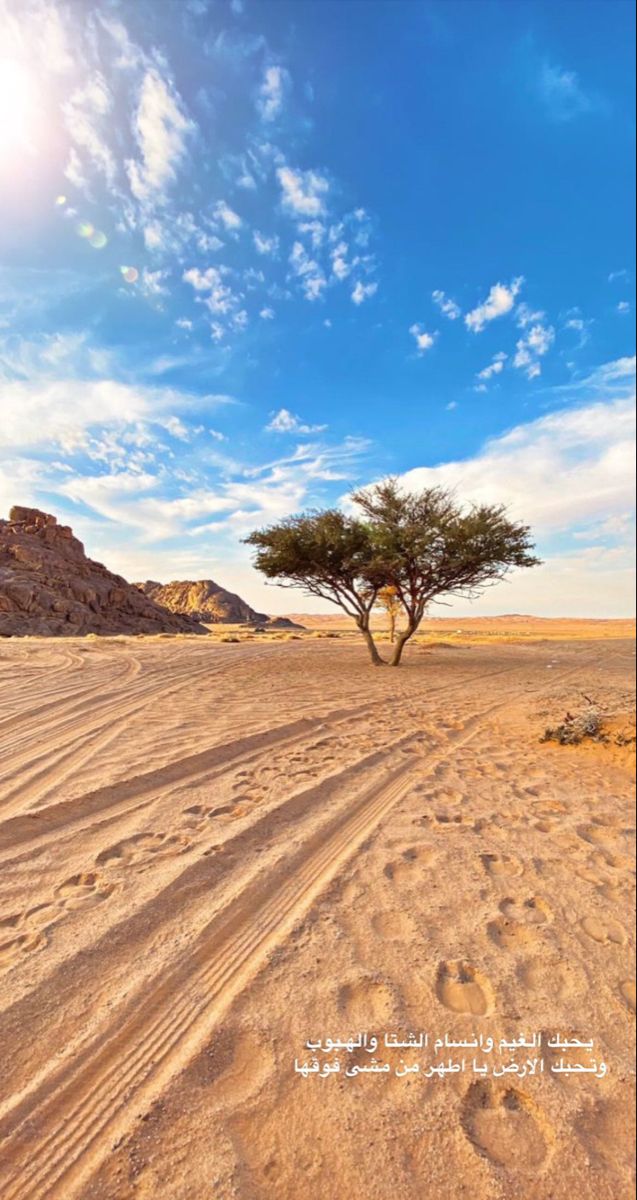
left=0, top=57, right=36, bottom=161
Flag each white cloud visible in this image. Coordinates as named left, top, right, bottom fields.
left=257, top=65, right=290, bottom=121
left=409, top=324, right=436, bottom=353
left=259, top=307, right=275, bottom=320
left=140, top=268, right=169, bottom=297
left=432, top=290, right=461, bottom=320
left=477, top=352, right=507, bottom=382
left=513, top=322, right=555, bottom=378
left=516, top=303, right=545, bottom=328
left=277, top=166, right=329, bottom=217
left=182, top=266, right=238, bottom=315
left=266, top=409, right=327, bottom=434
left=63, top=74, right=117, bottom=188
left=126, top=68, right=193, bottom=203
left=465, top=278, right=524, bottom=333
left=0, top=378, right=217, bottom=454
left=253, top=231, right=279, bottom=256
left=214, top=200, right=242, bottom=231
left=289, top=242, right=327, bottom=301
left=299, top=221, right=326, bottom=250
left=330, top=242, right=349, bottom=280
left=617, top=301, right=631, bottom=314
left=539, top=61, right=598, bottom=122
left=386, top=378, right=635, bottom=615
left=397, top=392, right=634, bottom=538
left=352, top=280, right=377, bottom=305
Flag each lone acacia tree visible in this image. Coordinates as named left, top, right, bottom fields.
left=244, top=479, right=540, bottom=666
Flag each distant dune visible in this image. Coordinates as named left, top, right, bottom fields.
left=281, top=612, right=636, bottom=641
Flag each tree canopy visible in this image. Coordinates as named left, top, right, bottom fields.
left=244, top=479, right=540, bottom=666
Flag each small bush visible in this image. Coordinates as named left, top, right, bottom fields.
left=541, top=710, right=605, bottom=746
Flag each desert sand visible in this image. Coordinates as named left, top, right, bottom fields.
left=0, top=627, right=634, bottom=1199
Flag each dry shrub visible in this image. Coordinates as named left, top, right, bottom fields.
left=220, top=635, right=241, bottom=643
left=541, top=710, right=604, bottom=746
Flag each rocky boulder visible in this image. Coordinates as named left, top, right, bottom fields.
left=0, top=507, right=207, bottom=637
left=135, top=579, right=269, bottom=625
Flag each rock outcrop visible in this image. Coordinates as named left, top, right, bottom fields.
left=259, top=616, right=306, bottom=630
left=0, top=507, right=207, bottom=637
left=135, top=579, right=268, bottom=625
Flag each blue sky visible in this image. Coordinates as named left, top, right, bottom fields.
left=0, top=0, right=634, bottom=615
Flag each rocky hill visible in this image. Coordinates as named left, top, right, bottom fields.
left=0, top=507, right=207, bottom=637
left=135, top=579, right=268, bottom=625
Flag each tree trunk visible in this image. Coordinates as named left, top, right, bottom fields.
left=389, top=613, right=396, bottom=644
left=389, top=628, right=414, bottom=667
left=358, top=620, right=385, bottom=666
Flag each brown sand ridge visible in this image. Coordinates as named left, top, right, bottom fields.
left=0, top=629, right=634, bottom=1198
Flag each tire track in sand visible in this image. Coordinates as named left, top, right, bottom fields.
left=0, top=676, right=567, bottom=1200
left=0, top=648, right=612, bottom=1198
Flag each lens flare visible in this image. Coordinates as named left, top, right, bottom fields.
left=77, top=222, right=95, bottom=239
left=0, top=58, right=35, bottom=162
left=89, top=231, right=107, bottom=249
left=55, top=195, right=67, bottom=207
left=120, top=266, right=139, bottom=284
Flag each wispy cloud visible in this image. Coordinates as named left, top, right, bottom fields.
left=289, top=242, right=327, bottom=301
left=277, top=165, right=329, bottom=217
left=253, top=230, right=279, bottom=256
left=214, top=200, right=242, bottom=231
left=126, top=68, right=194, bottom=203
left=465, top=278, right=523, bottom=333
left=538, top=60, right=604, bottom=122
left=351, top=280, right=377, bottom=305
left=266, top=408, right=327, bottom=434
left=476, top=352, right=507, bottom=382
left=513, top=322, right=555, bottom=379
left=432, top=289, right=461, bottom=320
left=409, top=324, right=437, bottom=353
left=257, top=65, right=290, bottom=121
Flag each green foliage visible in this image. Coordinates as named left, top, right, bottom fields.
left=243, top=508, right=385, bottom=621
left=353, top=479, right=540, bottom=622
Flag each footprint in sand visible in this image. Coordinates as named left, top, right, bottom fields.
left=0, top=868, right=118, bottom=971
left=189, top=1026, right=275, bottom=1106
left=436, top=961, right=494, bottom=1016
left=576, top=1087, right=636, bottom=1171
left=619, top=980, right=636, bottom=1012
left=461, top=1080, right=555, bottom=1171
left=0, top=921, right=48, bottom=970
left=487, top=916, right=540, bottom=952
left=579, top=915, right=627, bottom=947
left=499, top=896, right=553, bottom=925
left=182, top=803, right=234, bottom=829
left=383, top=846, right=435, bottom=885
left=577, top=823, right=622, bottom=851
left=96, top=831, right=192, bottom=869
left=54, top=871, right=116, bottom=909
left=371, top=910, right=414, bottom=940
left=517, top=957, right=585, bottom=1002
left=433, top=787, right=465, bottom=805
left=339, top=976, right=396, bottom=1025
left=481, top=853, right=523, bottom=879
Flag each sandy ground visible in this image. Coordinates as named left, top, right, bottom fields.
left=0, top=631, right=634, bottom=1200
